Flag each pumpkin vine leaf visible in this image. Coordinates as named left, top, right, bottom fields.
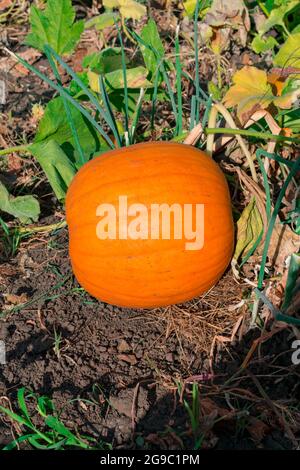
left=0, top=181, right=40, bottom=224
left=25, top=0, right=84, bottom=56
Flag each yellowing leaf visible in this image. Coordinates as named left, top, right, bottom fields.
left=103, top=0, right=146, bottom=20
left=88, top=66, right=152, bottom=93
left=183, top=0, right=197, bottom=17
left=87, top=70, right=100, bottom=93
left=223, top=66, right=274, bottom=123
left=119, top=0, right=146, bottom=19
left=271, top=74, right=300, bottom=109
left=233, top=197, right=263, bottom=264
left=103, top=0, right=119, bottom=7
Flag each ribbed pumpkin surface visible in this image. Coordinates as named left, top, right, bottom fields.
left=66, top=142, right=234, bottom=308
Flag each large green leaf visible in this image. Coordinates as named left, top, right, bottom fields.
left=85, top=12, right=116, bottom=31
left=82, top=48, right=129, bottom=74
left=274, top=33, right=300, bottom=68
left=34, top=97, right=104, bottom=165
left=140, top=18, right=165, bottom=80
left=258, top=0, right=299, bottom=36
left=105, top=66, right=153, bottom=90
left=30, top=140, right=76, bottom=201
left=108, top=87, right=168, bottom=115
left=88, top=66, right=153, bottom=93
left=25, top=0, right=84, bottom=55
left=0, top=181, right=40, bottom=223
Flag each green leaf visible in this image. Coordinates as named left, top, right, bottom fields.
left=105, top=66, right=153, bottom=90
left=108, top=87, right=168, bottom=115
left=258, top=0, right=299, bottom=36
left=25, top=0, right=84, bottom=55
left=140, top=18, right=165, bottom=79
left=34, top=97, right=103, bottom=165
left=183, top=0, right=198, bottom=17
left=0, top=181, right=40, bottom=224
left=208, top=81, right=222, bottom=101
left=0, top=405, right=32, bottom=428
left=282, top=253, right=300, bottom=311
left=274, top=33, right=300, bottom=68
left=37, top=396, right=55, bottom=418
left=69, top=71, right=89, bottom=96
left=88, top=66, right=153, bottom=93
left=85, top=11, right=116, bottom=31
left=233, top=197, right=263, bottom=263
left=292, top=24, right=300, bottom=34
left=2, top=434, right=39, bottom=451
left=45, top=415, right=77, bottom=440
left=30, top=140, right=76, bottom=200
left=82, top=48, right=128, bottom=74
left=251, top=34, right=278, bottom=54
left=17, top=388, right=33, bottom=424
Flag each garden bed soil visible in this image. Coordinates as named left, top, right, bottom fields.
left=0, top=223, right=298, bottom=449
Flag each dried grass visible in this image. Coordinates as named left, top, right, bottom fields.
left=146, top=273, right=249, bottom=356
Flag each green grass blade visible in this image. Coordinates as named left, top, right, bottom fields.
left=17, top=388, right=33, bottom=425
left=43, top=45, right=120, bottom=147
left=44, top=47, right=86, bottom=166
left=193, top=0, right=200, bottom=123
left=258, top=158, right=300, bottom=289
left=151, top=68, right=161, bottom=131
left=182, top=71, right=208, bottom=100
left=255, top=288, right=300, bottom=326
left=131, top=30, right=178, bottom=133
left=256, top=150, right=271, bottom=220
left=201, top=94, right=212, bottom=129
left=131, top=88, right=144, bottom=143
left=13, top=51, right=115, bottom=148
left=0, top=405, right=32, bottom=429
left=175, top=25, right=183, bottom=136
left=99, top=75, right=122, bottom=146
left=190, top=95, right=196, bottom=131
left=256, top=149, right=296, bottom=168
left=115, top=20, right=129, bottom=142
left=2, top=434, right=39, bottom=450
left=206, top=127, right=300, bottom=143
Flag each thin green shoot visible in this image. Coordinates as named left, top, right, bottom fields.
left=44, top=45, right=121, bottom=147
left=53, top=327, right=63, bottom=360
left=115, top=19, right=130, bottom=143
left=257, top=157, right=300, bottom=290
left=206, top=127, right=300, bottom=143
left=7, top=48, right=115, bottom=149
left=175, top=24, right=183, bottom=136
left=193, top=0, right=201, bottom=124
left=44, top=47, right=86, bottom=166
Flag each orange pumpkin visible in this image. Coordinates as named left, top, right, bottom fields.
left=66, top=142, right=234, bottom=308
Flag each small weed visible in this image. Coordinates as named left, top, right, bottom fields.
left=52, top=327, right=63, bottom=360
left=0, top=388, right=111, bottom=450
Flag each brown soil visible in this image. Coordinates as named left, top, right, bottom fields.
left=0, top=2, right=299, bottom=452
left=0, top=221, right=298, bottom=449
